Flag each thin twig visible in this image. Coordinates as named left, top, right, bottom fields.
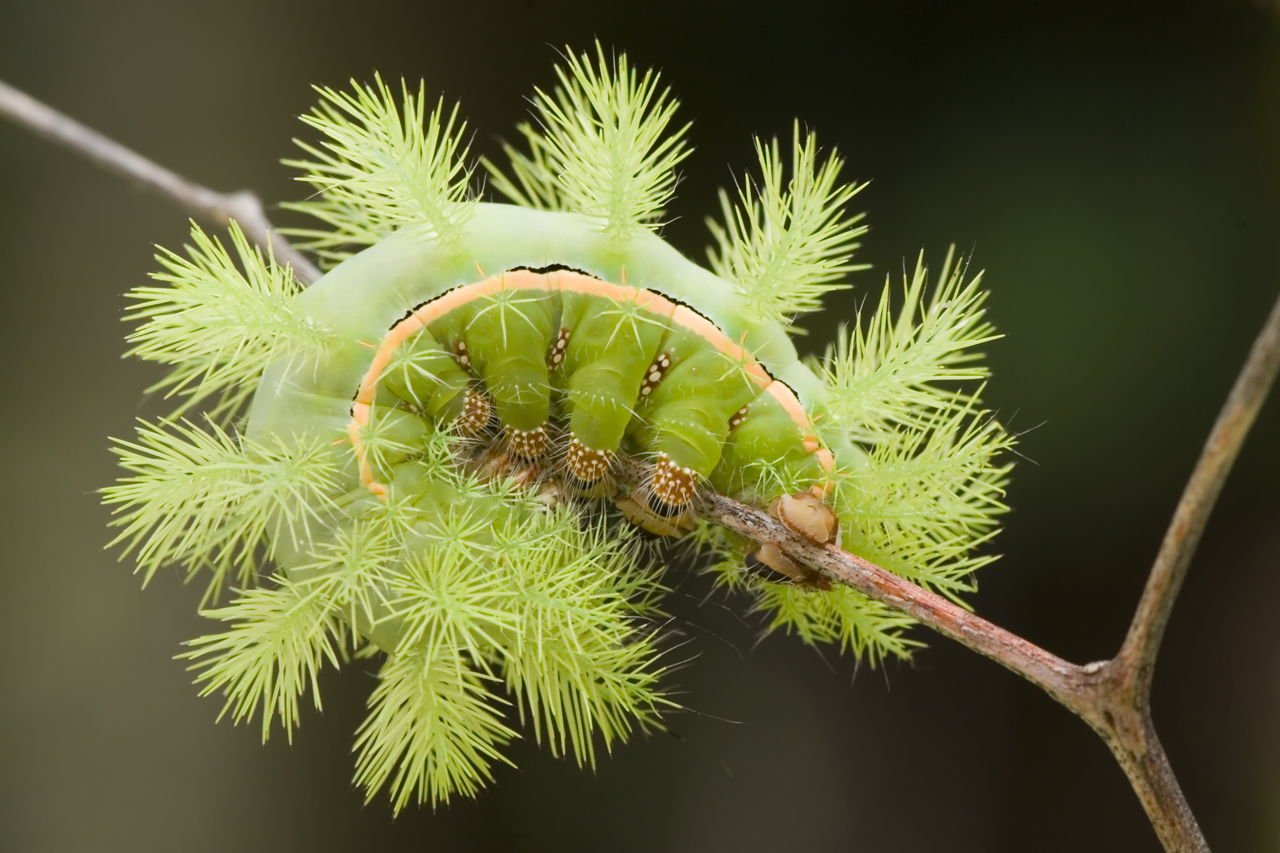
left=10, top=72, right=1277, bottom=851
left=698, top=486, right=1082, bottom=696
left=0, top=79, right=321, bottom=284
left=1116, top=293, right=1280, bottom=695
left=696, top=483, right=1208, bottom=851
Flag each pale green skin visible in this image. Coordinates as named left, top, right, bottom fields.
left=247, top=203, right=860, bottom=647
left=250, top=204, right=847, bottom=448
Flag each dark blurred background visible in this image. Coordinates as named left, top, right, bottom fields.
left=2, top=1, right=1277, bottom=851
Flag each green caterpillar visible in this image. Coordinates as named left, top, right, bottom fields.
left=105, top=44, right=1012, bottom=811
left=287, top=213, right=835, bottom=523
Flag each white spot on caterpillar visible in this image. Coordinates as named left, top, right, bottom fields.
left=639, top=352, right=671, bottom=398
left=549, top=327, right=571, bottom=370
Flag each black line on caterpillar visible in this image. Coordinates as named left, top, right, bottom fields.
left=508, top=263, right=597, bottom=277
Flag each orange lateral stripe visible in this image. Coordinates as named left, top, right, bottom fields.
left=546, top=269, right=680, bottom=320
left=670, top=306, right=772, bottom=389
left=347, top=269, right=829, bottom=498
left=763, top=380, right=821, bottom=451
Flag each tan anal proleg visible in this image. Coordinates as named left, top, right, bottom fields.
left=771, top=491, right=840, bottom=546
left=746, top=491, right=840, bottom=588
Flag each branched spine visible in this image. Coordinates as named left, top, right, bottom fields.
left=708, top=123, right=868, bottom=325
left=284, top=74, right=474, bottom=264
left=491, top=42, right=691, bottom=240
left=124, top=221, right=331, bottom=420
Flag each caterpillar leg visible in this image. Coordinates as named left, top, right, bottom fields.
left=560, top=436, right=619, bottom=498
left=615, top=454, right=700, bottom=536
left=746, top=491, right=839, bottom=589
left=771, top=491, right=839, bottom=547
left=614, top=495, right=695, bottom=538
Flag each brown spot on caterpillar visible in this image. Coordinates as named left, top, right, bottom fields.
left=454, top=340, right=471, bottom=370
left=548, top=327, right=571, bottom=370
left=728, top=405, right=749, bottom=430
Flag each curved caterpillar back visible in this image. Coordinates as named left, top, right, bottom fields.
left=104, top=44, right=1013, bottom=811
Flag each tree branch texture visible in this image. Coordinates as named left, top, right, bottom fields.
left=6, top=76, right=1277, bottom=852
left=0, top=79, right=321, bottom=285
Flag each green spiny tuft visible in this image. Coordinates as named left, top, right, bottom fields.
left=833, top=394, right=1014, bottom=601
left=489, top=42, right=691, bottom=239
left=383, top=538, right=522, bottom=664
left=283, top=73, right=474, bottom=265
left=707, top=122, right=868, bottom=326
left=103, top=418, right=343, bottom=603
left=819, top=248, right=1000, bottom=444
left=180, top=576, right=343, bottom=743
left=353, top=647, right=517, bottom=812
left=124, top=221, right=332, bottom=420
left=496, top=516, right=670, bottom=766
left=290, top=520, right=400, bottom=631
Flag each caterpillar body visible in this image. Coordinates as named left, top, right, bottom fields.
left=107, top=46, right=1011, bottom=811
left=251, top=205, right=844, bottom=652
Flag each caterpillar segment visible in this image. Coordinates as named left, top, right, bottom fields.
left=345, top=266, right=839, bottom=575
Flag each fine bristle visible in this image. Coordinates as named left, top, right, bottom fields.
left=707, top=122, right=868, bottom=326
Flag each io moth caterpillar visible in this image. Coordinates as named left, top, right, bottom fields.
left=105, top=44, right=1012, bottom=811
